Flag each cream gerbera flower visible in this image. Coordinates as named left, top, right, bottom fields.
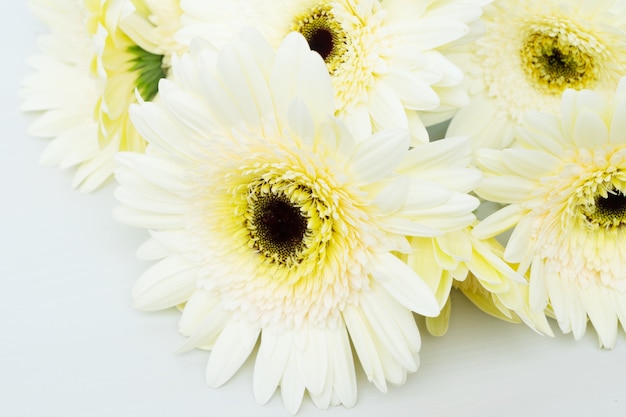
left=177, top=0, right=490, bottom=143
left=89, top=0, right=183, bottom=153
left=473, top=78, right=626, bottom=348
left=20, top=0, right=113, bottom=192
left=114, top=30, right=481, bottom=412
left=20, top=0, right=183, bottom=191
left=404, top=226, right=552, bottom=337
left=447, top=0, right=626, bottom=150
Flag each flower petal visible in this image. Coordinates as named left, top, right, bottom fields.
left=205, top=319, right=260, bottom=388
left=371, top=252, right=440, bottom=316
left=132, top=255, right=200, bottom=310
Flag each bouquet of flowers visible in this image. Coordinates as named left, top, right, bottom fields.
left=20, top=0, right=626, bottom=413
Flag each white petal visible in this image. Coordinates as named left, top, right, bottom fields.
left=178, top=289, right=220, bottom=337
left=561, top=89, right=606, bottom=142
left=349, top=129, right=410, bottom=185
left=400, top=136, right=471, bottom=173
left=116, top=152, right=190, bottom=192
left=447, top=92, right=512, bottom=150
left=407, top=19, right=469, bottom=50
left=379, top=216, right=442, bottom=237
left=132, top=255, right=200, bottom=311
left=516, top=113, right=565, bottom=156
left=360, top=284, right=420, bottom=371
left=271, top=32, right=333, bottom=126
left=371, top=252, right=440, bottom=316
left=39, top=123, right=98, bottom=166
left=546, top=273, right=587, bottom=339
left=368, top=81, right=409, bottom=130
left=205, top=319, right=260, bottom=388
left=473, top=204, right=523, bottom=239
left=386, top=69, right=440, bottom=111
left=280, top=350, right=306, bottom=415
left=296, top=325, right=328, bottom=396
left=476, top=175, right=535, bottom=204
left=115, top=183, right=186, bottom=215
left=215, top=40, right=274, bottom=130
left=136, top=238, right=169, bottom=260
left=130, top=94, right=201, bottom=159
left=112, top=206, right=185, bottom=229
left=416, top=167, right=482, bottom=194
left=504, top=215, right=534, bottom=263
left=369, top=176, right=410, bottom=215
left=177, top=300, right=232, bottom=352
left=158, top=82, right=222, bottom=143
left=326, top=324, right=357, bottom=408
left=580, top=285, right=617, bottom=348
left=528, top=256, right=548, bottom=311
left=253, top=329, right=291, bottom=405
left=572, top=108, right=609, bottom=149
left=609, top=96, right=626, bottom=146
left=74, top=156, right=116, bottom=192
left=287, top=98, right=315, bottom=146
left=342, top=305, right=387, bottom=392
left=501, top=148, right=561, bottom=179
left=611, top=292, right=626, bottom=337
left=401, top=192, right=479, bottom=232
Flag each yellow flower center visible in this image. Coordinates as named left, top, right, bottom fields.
left=519, top=17, right=603, bottom=96
left=291, top=4, right=348, bottom=74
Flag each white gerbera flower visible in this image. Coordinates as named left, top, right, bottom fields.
left=473, top=78, right=626, bottom=348
left=114, top=30, right=480, bottom=412
left=177, top=0, right=490, bottom=143
left=20, top=0, right=183, bottom=191
left=91, top=0, right=183, bottom=154
left=447, top=0, right=626, bottom=150
left=20, top=0, right=113, bottom=192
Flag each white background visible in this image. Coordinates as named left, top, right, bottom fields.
left=2, top=2, right=626, bottom=417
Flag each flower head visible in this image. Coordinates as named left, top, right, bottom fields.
left=20, top=0, right=183, bottom=192
left=114, top=30, right=480, bottom=412
left=447, top=0, right=626, bottom=150
left=90, top=0, right=183, bottom=153
left=20, top=0, right=112, bottom=192
left=177, top=0, right=489, bottom=143
left=473, top=78, right=626, bottom=348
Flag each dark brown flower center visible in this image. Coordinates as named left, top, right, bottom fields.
left=306, top=27, right=334, bottom=61
left=249, top=194, right=308, bottom=263
left=584, top=190, right=626, bottom=228
left=291, top=5, right=348, bottom=74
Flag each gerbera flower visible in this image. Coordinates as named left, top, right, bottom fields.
left=473, top=78, right=626, bottom=348
left=90, top=0, right=183, bottom=153
left=20, top=0, right=112, bottom=192
left=114, top=30, right=480, bottom=412
left=21, top=0, right=183, bottom=191
left=176, top=0, right=490, bottom=143
left=404, top=226, right=552, bottom=337
left=447, top=0, right=626, bottom=150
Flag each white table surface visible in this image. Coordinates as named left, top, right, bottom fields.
left=2, top=3, right=626, bottom=417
